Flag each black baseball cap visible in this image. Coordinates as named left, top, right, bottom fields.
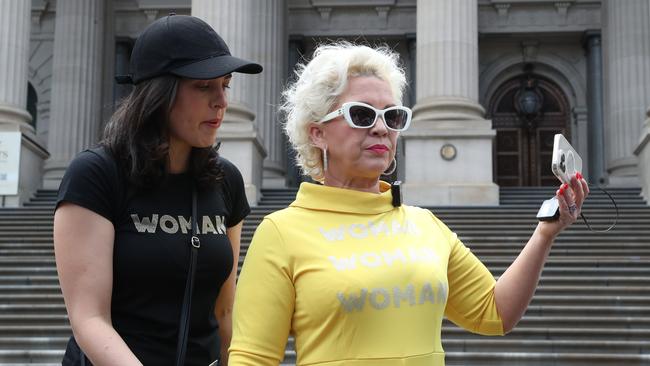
left=116, top=14, right=262, bottom=84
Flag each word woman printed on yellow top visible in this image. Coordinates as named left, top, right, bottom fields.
left=230, top=182, right=504, bottom=366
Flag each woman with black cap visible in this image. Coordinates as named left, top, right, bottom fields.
left=54, top=14, right=262, bottom=366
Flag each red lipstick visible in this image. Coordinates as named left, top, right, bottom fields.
left=367, top=144, right=389, bottom=154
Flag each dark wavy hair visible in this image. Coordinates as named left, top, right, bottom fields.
left=101, top=75, right=223, bottom=190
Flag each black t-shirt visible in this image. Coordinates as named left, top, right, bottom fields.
left=56, top=147, right=250, bottom=365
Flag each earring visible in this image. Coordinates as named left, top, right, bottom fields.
left=383, top=158, right=397, bottom=175
left=322, top=146, right=328, bottom=172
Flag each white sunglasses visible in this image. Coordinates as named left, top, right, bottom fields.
left=318, top=102, right=412, bottom=132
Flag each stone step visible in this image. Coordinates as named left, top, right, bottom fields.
left=1, top=314, right=647, bottom=330
left=537, top=276, right=650, bottom=286
left=0, top=276, right=59, bottom=286
left=471, top=249, right=650, bottom=256
left=2, top=187, right=647, bottom=365
left=236, top=231, right=649, bottom=240
left=11, top=257, right=647, bottom=267
left=21, top=204, right=56, bottom=208
left=0, top=337, right=68, bottom=351
left=0, top=341, right=647, bottom=365
left=0, top=325, right=71, bottom=336
left=3, top=207, right=645, bottom=217
left=0, top=304, right=66, bottom=315
left=247, top=205, right=650, bottom=213
left=2, top=220, right=647, bottom=230
left=0, top=244, right=53, bottom=249
left=443, top=352, right=650, bottom=366
left=279, top=349, right=650, bottom=366
left=0, top=268, right=57, bottom=277
left=441, top=338, right=650, bottom=354
left=2, top=284, right=648, bottom=298
left=523, top=304, right=650, bottom=316
left=457, top=236, right=649, bottom=243
left=2, top=293, right=648, bottom=308
left=0, top=238, right=52, bottom=244
left=0, top=350, right=64, bottom=363
left=443, top=326, right=650, bottom=340
left=0, top=285, right=62, bottom=294
left=0, top=314, right=68, bottom=325
left=255, top=201, right=643, bottom=209
left=0, top=250, right=54, bottom=256
left=3, top=241, right=628, bottom=252
left=1, top=324, right=647, bottom=340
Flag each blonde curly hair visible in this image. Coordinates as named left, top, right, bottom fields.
left=281, top=42, right=407, bottom=181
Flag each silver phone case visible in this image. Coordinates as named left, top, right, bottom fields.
left=551, top=134, right=582, bottom=185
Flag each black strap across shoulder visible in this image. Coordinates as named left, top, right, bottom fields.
left=175, top=185, right=201, bottom=366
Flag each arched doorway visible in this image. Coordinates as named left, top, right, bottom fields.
left=488, top=68, right=571, bottom=186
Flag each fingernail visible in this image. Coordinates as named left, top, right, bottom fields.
left=558, top=188, right=564, bottom=195
left=562, top=183, right=569, bottom=190
left=576, top=172, right=583, bottom=180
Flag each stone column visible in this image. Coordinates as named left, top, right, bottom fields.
left=249, top=0, right=287, bottom=189
left=0, top=0, right=31, bottom=132
left=402, top=0, right=498, bottom=206
left=573, top=107, right=589, bottom=172
left=285, top=36, right=305, bottom=188
left=0, top=0, right=48, bottom=206
left=634, top=109, right=650, bottom=202
left=192, top=0, right=271, bottom=205
left=602, top=0, right=650, bottom=186
left=405, top=33, right=417, bottom=108
left=113, top=40, right=133, bottom=104
left=583, top=31, right=606, bottom=184
left=43, top=0, right=105, bottom=189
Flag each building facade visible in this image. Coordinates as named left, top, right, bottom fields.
left=1, top=0, right=649, bottom=206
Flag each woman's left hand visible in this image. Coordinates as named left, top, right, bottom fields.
left=538, top=173, right=590, bottom=238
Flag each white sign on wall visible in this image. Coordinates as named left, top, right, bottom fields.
left=0, top=132, right=21, bottom=195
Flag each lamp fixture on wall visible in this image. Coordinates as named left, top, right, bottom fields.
left=514, top=63, right=544, bottom=131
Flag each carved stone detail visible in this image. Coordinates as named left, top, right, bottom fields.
left=143, top=9, right=159, bottom=22
left=317, top=7, right=332, bottom=22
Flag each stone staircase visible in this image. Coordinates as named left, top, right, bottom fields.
left=1, top=187, right=649, bottom=365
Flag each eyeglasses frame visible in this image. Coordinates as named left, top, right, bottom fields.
left=317, top=102, right=412, bottom=132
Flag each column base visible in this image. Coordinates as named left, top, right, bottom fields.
left=402, top=182, right=499, bottom=207
left=606, top=156, right=640, bottom=187
left=401, top=118, right=499, bottom=206
left=0, top=105, right=35, bottom=135
left=634, top=113, right=650, bottom=203
left=2, top=138, right=49, bottom=207
left=0, top=118, right=48, bottom=207
left=218, top=108, right=267, bottom=206
left=42, top=167, right=66, bottom=190
left=263, top=160, right=286, bottom=189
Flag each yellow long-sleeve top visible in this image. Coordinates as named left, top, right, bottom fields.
left=230, top=182, right=504, bottom=365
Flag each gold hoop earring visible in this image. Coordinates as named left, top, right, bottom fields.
left=383, top=158, right=397, bottom=175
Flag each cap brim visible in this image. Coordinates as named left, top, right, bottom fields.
left=170, top=55, right=263, bottom=80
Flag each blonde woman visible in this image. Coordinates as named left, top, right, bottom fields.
left=229, top=43, right=587, bottom=366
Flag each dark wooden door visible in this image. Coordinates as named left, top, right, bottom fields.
left=488, top=74, right=571, bottom=186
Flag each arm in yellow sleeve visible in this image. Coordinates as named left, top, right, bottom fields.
left=229, top=218, right=295, bottom=366
left=434, top=216, right=504, bottom=336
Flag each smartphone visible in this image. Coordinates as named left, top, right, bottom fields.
left=551, top=134, right=582, bottom=185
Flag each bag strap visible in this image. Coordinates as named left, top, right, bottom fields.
left=175, top=185, right=200, bottom=366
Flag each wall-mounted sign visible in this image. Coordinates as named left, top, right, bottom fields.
left=0, top=132, right=21, bottom=195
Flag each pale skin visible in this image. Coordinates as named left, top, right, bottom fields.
left=54, top=75, right=241, bottom=365
left=310, top=75, right=589, bottom=334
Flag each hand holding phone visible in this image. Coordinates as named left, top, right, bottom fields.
left=537, top=134, right=583, bottom=221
